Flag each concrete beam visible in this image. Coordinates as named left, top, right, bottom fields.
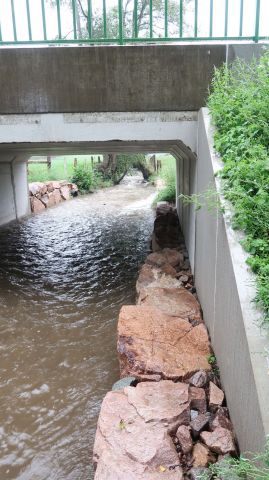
left=0, top=45, right=226, bottom=113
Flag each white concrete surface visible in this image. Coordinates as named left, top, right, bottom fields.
left=0, top=157, right=29, bottom=226
left=0, top=112, right=197, bottom=153
left=194, top=108, right=269, bottom=452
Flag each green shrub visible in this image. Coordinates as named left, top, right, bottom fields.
left=208, top=49, right=269, bottom=322
left=154, top=162, right=176, bottom=204
left=200, top=439, right=269, bottom=479
left=71, top=164, right=94, bottom=193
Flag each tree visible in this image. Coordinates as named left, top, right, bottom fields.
left=49, top=0, right=190, bottom=40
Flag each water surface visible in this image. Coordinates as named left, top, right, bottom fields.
left=0, top=176, right=155, bottom=479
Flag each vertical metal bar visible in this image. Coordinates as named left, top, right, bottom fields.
left=209, top=0, right=213, bottom=37
left=179, top=0, right=183, bottom=37
left=150, top=0, right=153, bottom=38
left=103, top=0, right=107, bottom=37
left=56, top=0, right=62, bottom=39
left=88, top=0, right=92, bottom=38
left=164, top=0, right=168, bottom=37
left=72, top=0, right=77, bottom=39
left=26, top=0, right=32, bottom=40
left=0, top=20, right=2, bottom=42
left=194, top=0, right=198, bottom=37
left=239, top=0, right=244, bottom=36
left=10, top=0, right=17, bottom=42
left=41, top=0, right=47, bottom=40
left=254, top=0, right=260, bottom=42
left=118, top=0, right=123, bottom=44
left=133, top=0, right=138, bottom=37
left=224, top=0, right=228, bottom=37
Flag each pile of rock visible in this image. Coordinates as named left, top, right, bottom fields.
left=93, top=202, right=236, bottom=479
left=29, top=181, right=78, bottom=214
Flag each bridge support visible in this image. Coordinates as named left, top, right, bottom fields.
left=0, top=156, right=29, bottom=226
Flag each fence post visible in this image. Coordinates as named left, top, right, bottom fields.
left=254, top=0, right=260, bottom=42
left=74, top=158, right=78, bottom=168
left=118, top=0, right=123, bottom=44
left=47, top=156, right=52, bottom=170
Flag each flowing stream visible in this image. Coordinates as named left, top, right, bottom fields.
left=0, top=175, right=156, bottom=479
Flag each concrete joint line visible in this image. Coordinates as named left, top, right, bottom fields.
left=10, top=156, right=18, bottom=221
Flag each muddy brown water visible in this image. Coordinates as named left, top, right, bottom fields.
left=0, top=176, right=156, bottom=479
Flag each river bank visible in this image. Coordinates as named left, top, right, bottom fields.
left=93, top=202, right=236, bottom=479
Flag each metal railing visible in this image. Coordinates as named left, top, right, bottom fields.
left=0, top=0, right=267, bottom=46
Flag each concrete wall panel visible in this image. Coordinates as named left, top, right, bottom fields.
left=195, top=108, right=269, bottom=452
left=0, top=45, right=226, bottom=114
left=0, top=163, right=16, bottom=225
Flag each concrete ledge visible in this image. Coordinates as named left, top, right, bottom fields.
left=0, top=45, right=226, bottom=113
left=195, top=108, right=269, bottom=452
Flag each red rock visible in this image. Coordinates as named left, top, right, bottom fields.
left=60, top=185, right=70, bottom=200
left=48, top=189, right=62, bottom=207
left=200, top=427, right=236, bottom=455
left=51, top=180, right=61, bottom=189
left=189, top=387, right=207, bottom=413
left=93, top=382, right=186, bottom=479
left=46, top=181, right=54, bottom=192
left=137, top=287, right=202, bottom=323
left=136, top=264, right=179, bottom=295
left=146, top=249, right=183, bottom=269
left=136, top=374, right=162, bottom=382
left=189, top=371, right=208, bottom=388
left=209, top=382, right=224, bottom=410
left=211, top=408, right=233, bottom=432
left=176, top=425, right=193, bottom=454
left=192, top=442, right=216, bottom=467
left=30, top=196, right=46, bottom=213
left=190, top=413, right=211, bottom=439
left=40, top=194, right=49, bottom=208
left=29, top=182, right=47, bottom=196
left=117, top=306, right=211, bottom=380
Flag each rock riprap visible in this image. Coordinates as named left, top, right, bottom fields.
left=93, top=381, right=186, bottom=479
left=93, top=202, right=236, bottom=479
left=29, top=180, right=78, bottom=214
left=118, top=305, right=211, bottom=380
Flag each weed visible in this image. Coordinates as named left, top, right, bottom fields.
left=208, top=49, right=269, bottom=323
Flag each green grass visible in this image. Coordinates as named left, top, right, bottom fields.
left=200, top=439, right=269, bottom=479
left=28, top=155, right=102, bottom=183
left=152, top=154, right=176, bottom=204
left=208, top=50, right=269, bottom=323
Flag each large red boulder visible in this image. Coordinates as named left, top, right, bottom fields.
left=137, top=287, right=202, bottom=324
left=117, top=306, right=211, bottom=380
left=93, top=381, right=188, bottom=479
left=30, top=196, right=46, bottom=213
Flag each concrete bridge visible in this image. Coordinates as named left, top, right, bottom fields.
left=0, top=42, right=268, bottom=453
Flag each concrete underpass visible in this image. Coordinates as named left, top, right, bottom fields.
left=0, top=42, right=268, bottom=464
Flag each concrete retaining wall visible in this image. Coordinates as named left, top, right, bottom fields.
left=0, top=159, right=29, bottom=226
left=191, top=108, right=269, bottom=452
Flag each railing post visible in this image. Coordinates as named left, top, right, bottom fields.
left=133, top=0, right=138, bottom=38
left=209, top=0, right=213, bottom=37
left=164, top=0, right=168, bottom=38
left=150, top=0, right=153, bottom=38
left=26, top=0, right=32, bottom=41
left=88, top=0, right=92, bottom=38
left=224, top=0, right=229, bottom=37
left=41, top=0, right=47, bottom=41
left=103, top=0, right=107, bottom=38
left=10, top=0, right=17, bottom=42
left=254, top=0, right=260, bottom=42
left=72, top=0, right=77, bottom=39
left=118, top=0, right=123, bottom=44
left=194, top=0, right=198, bottom=37
left=179, top=0, right=183, bottom=38
left=239, top=0, right=244, bottom=37
left=56, top=0, right=62, bottom=39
